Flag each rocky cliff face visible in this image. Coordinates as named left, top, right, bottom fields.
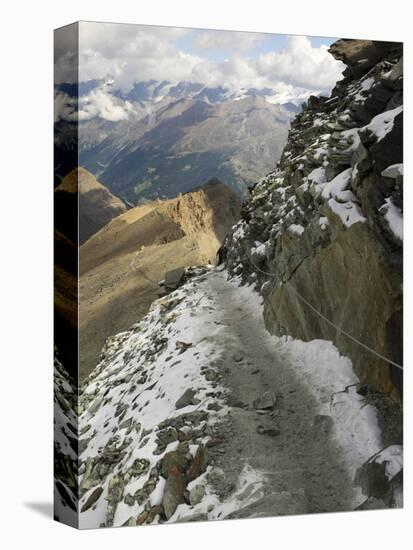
left=223, top=40, right=403, bottom=399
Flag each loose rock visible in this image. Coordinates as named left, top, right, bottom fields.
left=253, top=391, right=277, bottom=410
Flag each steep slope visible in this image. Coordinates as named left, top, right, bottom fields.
left=55, top=167, right=128, bottom=244
left=223, top=40, right=403, bottom=399
left=79, top=179, right=241, bottom=380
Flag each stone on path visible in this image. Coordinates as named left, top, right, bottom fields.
left=253, top=391, right=277, bottom=410
left=256, top=425, right=280, bottom=437
left=164, top=267, right=186, bottom=290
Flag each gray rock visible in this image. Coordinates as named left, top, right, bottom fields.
left=80, top=486, right=103, bottom=512
left=253, top=391, right=277, bottom=410
left=205, top=369, right=217, bottom=381
left=355, top=458, right=390, bottom=499
left=162, top=469, right=186, bottom=520
left=175, top=340, right=193, bottom=353
left=228, top=395, right=247, bottom=408
left=175, top=388, right=198, bottom=409
left=123, top=493, right=135, bottom=506
left=207, top=402, right=222, bottom=412
left=161, top=446, right=190, bottom=478
left=256, top=425, right=280, bottom=437
left=189, top=484, right=206, bottom=505
left=356, top=496, right=389, bottom=510
left=164, top=267, right=186, bottom=290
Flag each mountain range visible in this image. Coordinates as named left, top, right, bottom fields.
left=55, top=80, right=301, bottom=201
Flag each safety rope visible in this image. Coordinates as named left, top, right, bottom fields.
left=246, top=256, right=403, bottom=371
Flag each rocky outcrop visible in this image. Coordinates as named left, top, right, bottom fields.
left=223, top=40, right=403, bottom=399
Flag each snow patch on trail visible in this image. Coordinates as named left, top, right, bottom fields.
left=225, top=272, right=383, bottom=505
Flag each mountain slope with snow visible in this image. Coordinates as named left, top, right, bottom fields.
left=223, top=39, right=403, bottom=400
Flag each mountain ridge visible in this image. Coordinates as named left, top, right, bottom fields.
left=79, top=178, right=241, bottom=379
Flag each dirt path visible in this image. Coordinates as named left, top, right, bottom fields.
left=76, top=267, right=395, bottom=528
left=200, top=270, right=356, bottom=517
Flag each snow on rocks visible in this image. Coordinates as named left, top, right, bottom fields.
left=77, top=267, right=266, bottom=528
left=224, top=42, right=403, bottom=312
left=379, top=197, right=403, bottom=241
left=362, top=106, right=403, bottom=142
left=288, top=223, right=305, bottom=236
left=328, top=197, right=366, bottom=228
left=321, top=167, right=352, bottom=199
left=54, top=358, right=78, bottom=526
left=381, top=163, right=403, bottom=179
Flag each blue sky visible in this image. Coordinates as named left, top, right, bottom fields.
left=175, top=31, right=337, bottom=63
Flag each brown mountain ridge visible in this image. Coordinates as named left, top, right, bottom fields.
left=79, top=177, right=241, bottom=379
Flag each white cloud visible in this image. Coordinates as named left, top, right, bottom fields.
left=256, top=35, right=343, bottom=91
left=76, top=23, right=203, bottom=91
left=78, top=89, right=133, bottom=121
left=54, top=92, right=77, bottom=123
left=55, top=88, right=135, bottom=122
left=191, top=29, right=268, bottom=51
left=55, top=23, right=345, bottom=119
